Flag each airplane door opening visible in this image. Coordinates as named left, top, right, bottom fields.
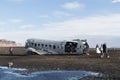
left=65, top=42, right=78, bottom=53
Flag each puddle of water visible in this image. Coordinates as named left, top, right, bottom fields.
left=0, top=66, right=101, bottom=80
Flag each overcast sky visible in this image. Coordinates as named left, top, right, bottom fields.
left=0, top=0, right=120, bottom=47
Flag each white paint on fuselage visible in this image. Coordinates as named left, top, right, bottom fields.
left=25, top=39, right=85, bottom=55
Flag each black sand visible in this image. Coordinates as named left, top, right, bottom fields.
left=0, top=47, right=120, bottom=79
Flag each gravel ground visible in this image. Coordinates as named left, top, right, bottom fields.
left=0, top=47, right=120, bottom=79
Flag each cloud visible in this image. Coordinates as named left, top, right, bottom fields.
left=0, top=21, right=6, bottom=25
left=8, top=0, right=24, bottom=2
left=53, top=11, right=73, bottom=18
left=20, top=24, right=35, bottom=29
left=1, top=13, right=120, bottom=46
left=7, top=0, right=25, bottom=3
left=112, top=0, right=120, bottom=3
left=9, top=19, right=22, bottom=24
left=42, top=13, right=120, bottom=37
left=39, top=15, right=49, bottom=18
left=62, top=2, right=84, bottom=10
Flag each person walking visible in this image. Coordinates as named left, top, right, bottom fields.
left=96, top=44, right=101, bottom=54
left=102, top=43, right=110, bottom=58
left=9, top=47, right=13, bottom=56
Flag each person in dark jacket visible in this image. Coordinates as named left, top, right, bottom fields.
left=102, top=43, right=109, bottom=58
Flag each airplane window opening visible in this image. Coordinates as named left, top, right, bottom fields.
left=38, top=44, right=40, bottom=46
left=45, top=44, right=47, bottom=47
left=53, top=45, right=56, bottom=49
left=35, top=43, right=37, bottom=47
left=41, top=44, right=44, bottom=47
left=49, top=45, right=51, bottom=48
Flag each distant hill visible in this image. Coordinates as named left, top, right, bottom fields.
left=0, top=39, right=21, bottom=47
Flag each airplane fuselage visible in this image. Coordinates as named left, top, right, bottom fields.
left=25, top=39, right=86, bottom=55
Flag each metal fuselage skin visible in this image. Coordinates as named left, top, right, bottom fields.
left=25, top=39, right=85, bottom=55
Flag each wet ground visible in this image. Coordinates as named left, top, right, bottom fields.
left=0, top=66, right=101, bottom=80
